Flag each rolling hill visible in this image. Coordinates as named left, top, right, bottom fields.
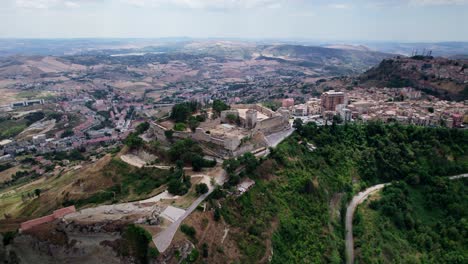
left=360, top=56, right=468, bottom=100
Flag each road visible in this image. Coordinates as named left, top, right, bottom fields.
left=153, top=170, right=226, bottom=253
left=345, top=173, right=468, bottom=264
left=265, top=127, right=294, bottom=148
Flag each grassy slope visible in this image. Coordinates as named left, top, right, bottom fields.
left=0, top=150, right=171, bottom=224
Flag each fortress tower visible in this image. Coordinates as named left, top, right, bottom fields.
left=246, top=109, right=257, bottom=129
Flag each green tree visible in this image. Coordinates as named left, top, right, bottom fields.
left=212, top=99, right=230, bottom=115
left=136, top=122, right=150, bottom=134
left=61, top=129, right=74, bottom=138
left=125, top=133, right=143, bottom=149
left=196, top=183, right=209, bottom=194
left=293, top=118, right=303, bottom=133
left=121, top=224, right=156, bottom=264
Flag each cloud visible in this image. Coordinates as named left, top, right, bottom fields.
left=16, top=0, right=59, bottom=9
left=328, top=3, right=350, bottom=9
left=121, top=0, right=284, bottom=9
left=64, top=1, right=80, bottom=8
left=409, top=0, right=468, bottom=5
left=15, top=0, right=95, bottom=9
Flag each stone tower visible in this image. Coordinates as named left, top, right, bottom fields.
left=246, top=109, right=257, bottom=129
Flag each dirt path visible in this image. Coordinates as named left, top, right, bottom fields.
left=346, top=173, right=468, bottom=264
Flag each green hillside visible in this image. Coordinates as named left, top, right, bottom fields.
left=215, top=122, right=467, bottom=263
left=354, top=179, right=467, bottom=263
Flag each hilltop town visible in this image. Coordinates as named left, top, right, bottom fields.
left=0, top=41, right=467, bottom=264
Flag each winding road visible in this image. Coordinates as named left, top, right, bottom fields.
left=345, top=173, right=468, bottom=264
left=153, top=170, right=227, bottom=253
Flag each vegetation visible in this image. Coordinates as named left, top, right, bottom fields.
left=125, top=132, right=144, bottom=149
left=118, top=224, right=157, bottom=264
left=355, top=178, right=467, bottom=263
left=63, top=159, right=172, bottom=207
left=135, top=122, right=150, bottom=134
left=195, top=183, right=209, bottom=195
left=212, top=99, right=230, bottom=115
left=0, top=112, right=45, bottom=140
left=218, top=122, right=467, bottom=263
left=168, top=139, right=216, bottom=170
left=167, top=166, right=191, bottom=195
left=170, top=101, right=200, bottom=123
left=173, top=122, right=187, bottom=131
left=61, top=129, right=74, bottom=138
left=181, top=224, right=196, bottom=239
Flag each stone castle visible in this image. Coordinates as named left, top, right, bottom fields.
left=150, top=104, right=290, bottom=158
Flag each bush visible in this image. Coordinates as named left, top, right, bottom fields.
left=187, top=249, right=199, bottom=262
left=173, top=123, right=187, bottom=131
left=125, top=133, right=143, bottom=149
left=196, top=183, right=209, bottom=195
left=202, top=243, right=209, bottom=258
left=2, top=231, right=16, bottom=246
left=121, top=224, right=154, bottom=264
left=181, top=224, right=196, bottom=239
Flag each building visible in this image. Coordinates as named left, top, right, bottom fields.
left=32, top=134, right=47, bottom=145
left=293, top=104, right=308, bottom=116
left=246, top=109, right=258, bottom=129
left=452, top=113, right=463, bottom=128
left=282, top=98, right=295, bottom=108
left=321, top=90, right=345, bottom=111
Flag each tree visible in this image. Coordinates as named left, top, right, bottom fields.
left=239, top=152, right=259, bottom=174
left=180, top=224, right=196, bottom=238
left=34, top=188, right=41, bottom=197
left=136, top=122, right=150, bottom=135
left=212, top=99, right=230, bottom=114
left=191, top=155, right=204, bottom=171
left=174, top=123, right=187, bottom=131
left=188, top=116, right=200, bottom=131
left=61, top=129, right=74, bottom=138
left=293, top=118, right=303, bottom=134
left=196, top=183, right=209, bottom=194
left=332, top=114, right=343, bottom=124
left=122, top=224, right=155, bottom=264
left=170, top=103, right=191, bottom=123
left=164, top=130, right=174, bottom=141
left=213, top=208, right=221, bottom=221
left=125, top=133, right=143, bottom=149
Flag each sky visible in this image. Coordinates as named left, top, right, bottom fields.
left=1, top=0, right=468, bottom=42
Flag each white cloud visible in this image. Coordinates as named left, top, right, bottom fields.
left=16, top=0, right=59, bottom=9
left=328, top=3, right=350, bottom=9
left=64, top=1, right=80, bottom=8
left=15, top=0, right=94, bottom=9
left=409, top=0, right=468, bottom=5
left=121, top=0, right=283, bottom=9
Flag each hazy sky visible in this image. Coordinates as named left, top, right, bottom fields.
left=1, top=0, right=468, bottom=41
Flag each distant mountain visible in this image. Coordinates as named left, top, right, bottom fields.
left=257, top=44, right=394, bottom=75
left=360, top=56, right=468, bottom=100
left=361, top=42, right=468, bottom=57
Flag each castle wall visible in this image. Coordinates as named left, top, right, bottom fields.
left=255, top=116, right=289, bottom=134
left=20, top=206, right=76, bottom=231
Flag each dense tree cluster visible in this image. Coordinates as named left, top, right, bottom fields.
left=170, top=101, right=200, bottom=123
left=218, top=122, right=467, bottom=263
left=356, top=178, right=467, bottom=263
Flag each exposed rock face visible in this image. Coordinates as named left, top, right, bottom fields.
left=360, top=56, right=468, bottom=100
left=0, top=221, right=125, bottom=264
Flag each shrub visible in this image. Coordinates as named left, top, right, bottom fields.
left=181, top=224, right=196, bottom=239
left=195, top=183, right=209, bottom=195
